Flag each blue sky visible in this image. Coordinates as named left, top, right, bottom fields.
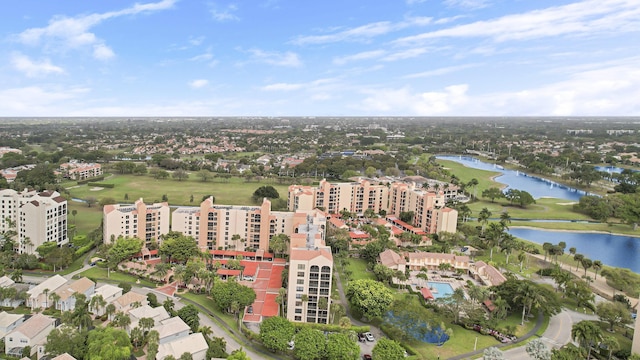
left=1, top=0, right=639, bottom=117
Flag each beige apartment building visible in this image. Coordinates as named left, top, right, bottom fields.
left=103, top=198, right=170, bottom=247
left=289, top=178, right=458, bottom=234
left=288, top=178, right=389, bottom=215
left=0, top=189, right=68, bottom=255
left=59, top=162, right=103, bottom=180
left=286, top=210, right=333, bottom=324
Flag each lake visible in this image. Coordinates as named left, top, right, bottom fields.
left=437, top=155, right=590, bottom=201
left=509, top=228, right=640, bottom=272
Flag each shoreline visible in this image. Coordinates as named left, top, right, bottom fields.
left=511, top=225, right=640, bottom=239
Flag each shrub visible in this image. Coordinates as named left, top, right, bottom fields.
left=87, top=182, right=115, bottom=188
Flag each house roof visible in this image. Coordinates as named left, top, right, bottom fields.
left=420, top=287, right=434, bottom=300
left=93, top=284, right=122, bottom=300
left=153, top=316, right=190, bottom=340
left=114, top=291, right=147, bottom=309
left=379, top=249, right=405, bottom=268
left=27, top=275, right=67, bottom=297
left=10, top=314, right=55, bottom=339
left=289, top=248, right=333, bottom=262
left=0, top=311, right=24, bottom=328
left=129, top=305, right=170, bottom=322
left=0, top=275, right=15, bottom=288
left=55, top=277, right=95, bottom=301
left=52, top=353, right=77, bottom=360
left=157, top=333, right=208, bottom=359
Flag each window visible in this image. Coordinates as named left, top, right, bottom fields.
left=297, top=264, right=305, bottom=270
left=296, top=286, right=303, bottom=292
left=297, top=272, right=305, bottom=277
left=296, top=279, right=304, bottom=285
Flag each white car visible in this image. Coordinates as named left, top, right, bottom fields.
left=364, top=332, right=375, bottom=342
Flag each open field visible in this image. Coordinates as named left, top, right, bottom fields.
left=66, top=174, right=292, bottom=206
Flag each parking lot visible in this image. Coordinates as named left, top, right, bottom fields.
left=358, top=332, right=376, bottom=358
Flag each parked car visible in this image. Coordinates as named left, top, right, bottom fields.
left=364, top=332, right=375, bottom=342
left=363, top=355, right=372, bottom=360
left=357, top=333, right=366, bottom=342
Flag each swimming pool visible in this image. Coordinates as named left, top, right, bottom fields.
left=427, top=282, right=454, bottom=299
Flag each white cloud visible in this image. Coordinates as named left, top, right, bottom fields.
left=247, top=49, right=302, bottom=67
left=395, top=0, right=640, bottom=44
left=0, top=86, right=89, bottom=114
left=381, top=47, right=431, bottom=62
left=189, top=36, right=205, bottom=46
left=444, top=0, right=489, bottom=10
left=189, top=79, right=209, bottom=88
left=15, top=0, right=176, bottom=59
left=261, top=83, right=304, bottom=91
left=403, top=63, right=479, bottom=78
left=93, top=44, right=115, bottom=60
left=333, top=50, right=386, bottom=65
left=359, top=85, right=468, bottom=114
left=406, top=0, right=428, bottom=4
left=292, top=17, right=432, bottom=45
left=210, top=4, right=240, bottom=22
left=11, top=52, right=65, bottom=77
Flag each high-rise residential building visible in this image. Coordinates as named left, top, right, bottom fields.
left=103, top=198, right=170, bottom=246
left=288, top=178, right=389, bottom=214
left=286, top=210, right=333, bottom=324
left=173, top=197, right=302, bottom=252
left=288, top=178, right=459, bottom=234
left=0, top=189, right=68, bottom=255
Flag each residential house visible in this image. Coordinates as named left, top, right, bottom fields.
left=52, top=354, right=77, bottom=360
left=152, top=317, right=191, bottom=345
left=53, top=277, right=95, bottom=311
left=112, top=292, right=148, bottom=314
left=128, top=305, right=170, bottom=333
left=469, top=261, right=507, bottom=287
left=0, top=312, right=25, bottom=340
left=157, top=333, right=208, bottom=360
left=4, top=314, right=57, bottom=358
left=90, top=284, right=123, bottom=316
left=26, top=275, right=67, bottom=310
left=378, top=249, right=406, bottom=272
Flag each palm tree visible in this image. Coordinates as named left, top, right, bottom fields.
left=301, top=294, right=309, bottom=322
left=571, top=320, right=603, bottom=359
left=198, top=326, right=213, bottom=342
left=574, top=254, right=584, bottom=271
left=518, top=251, right=527, bottom=272
left=113, top=312, right=131, bottom=329
left=592, top=260, right=602, bottom=279
left=275, top=287, right=287, bottom=316
left=90, top=294, right=106, bottom=315
left=600, top=335, right=619, bottom=360
left=500, top=234, right=517, bottom=265
left=581, top=258, right=593, bottom=276
left=330, top=303, right=344, bottom=324
left=478, top=208, right=492, bottom=234
left=499, top=211, right=511, bottom=230
left=43, top=288, right=50, bottom=308
left=542, top=242, right=552, bottom=262
left=467, top=178, right=479, bottom=199
left=485, top=222, right=504, bottom=261
left=105, top=303, right=116, bottom=321
left=49, top=292, right=60, bottom=311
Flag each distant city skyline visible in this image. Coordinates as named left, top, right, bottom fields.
left=1, top=0, right=639, bottom=117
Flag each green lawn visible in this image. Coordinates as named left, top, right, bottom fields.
left=67, top=174, right=291, bottom=206
left=68, top=201, right=103, bottom=236
left=345, top=258, right=375, bottom=281
left=79, top=267, right=156, bottom=287
left=179, top=292, right=238, bottom=330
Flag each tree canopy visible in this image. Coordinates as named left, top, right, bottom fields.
left=211, top=280, right=256, bottom=313
left=293, top=327, right=326, bottom=360
left=346, top=279, right=394, bottom=320
left=325, top=332, right=360, bottom=360
left=159, top=231, right=200, bottom=263
left=253, top=185, right=280, bottom=201
left=259, top=316, right=295, bottom=353
left=372, top=338, right=405, bottom=360
left=86, top=327, right=132, bottom=360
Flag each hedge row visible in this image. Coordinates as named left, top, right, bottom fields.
left=87, top=182, right=115, bottom=188
left=293, top=322, right=370, bottom=334
left=77, top=175, right=105, bottom=185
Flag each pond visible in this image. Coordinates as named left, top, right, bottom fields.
left=509, top=227, right=640, bottom=272
left=437, top=155, right=591, bottom=201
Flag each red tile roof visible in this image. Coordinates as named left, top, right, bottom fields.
left=421, top=287, right=434, bottom=300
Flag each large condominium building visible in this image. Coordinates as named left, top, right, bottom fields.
left=0, top=189, right=68, bottom=255
left=172, top=198, right=326, bottom=252
left=288, top=178, right=458, bottom=234
left=59, top=162, right=103, bottom=180
left=389, top=182, right=458, bottom=234
left=103, top=199, right=170, bottom=247
left=288, top=178, right=389, bottom=214
left=287, top=210, right=333, bottom=324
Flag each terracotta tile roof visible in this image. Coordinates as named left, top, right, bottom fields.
left=289, top=248, right=332, bottom=261
left=379, top=249, right=405, bottom=268
left=52, top=354, right=77, bottom=360
left=420, top=287, right=434, bottom=300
